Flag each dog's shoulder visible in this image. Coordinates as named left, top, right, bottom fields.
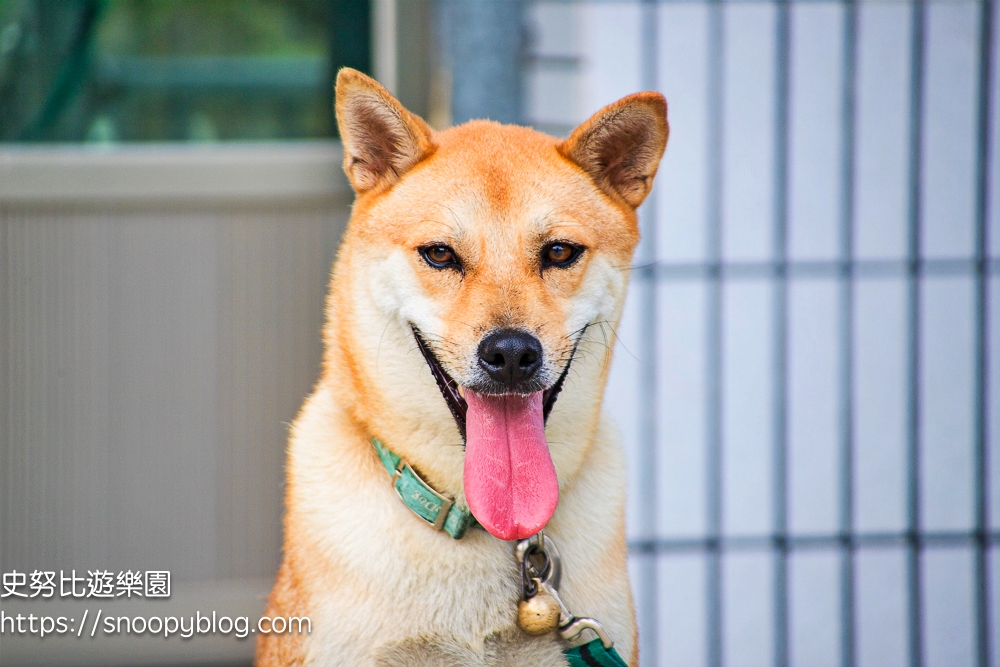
left=256, top=561, right=307, bottom=667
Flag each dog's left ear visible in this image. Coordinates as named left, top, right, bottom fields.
left=558, top=92, right=668, bottom=208
left=335, top=68, right=436, bottom=194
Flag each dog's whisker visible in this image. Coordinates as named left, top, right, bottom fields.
left=375, top=320, right=395, bottom=376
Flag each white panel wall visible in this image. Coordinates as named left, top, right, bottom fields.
left=558, top=1, right=999, bottom=666
left=1, top=143, right=351, bottom=666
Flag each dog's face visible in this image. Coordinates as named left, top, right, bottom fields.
left=333, top=70, right=667, bottom=540
left=389, top=135, right=627, bottom=399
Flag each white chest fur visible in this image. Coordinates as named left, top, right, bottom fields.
left=286, top=388, right=635, bottom=666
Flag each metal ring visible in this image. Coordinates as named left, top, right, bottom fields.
left=515, top=533, right=562, bottom=591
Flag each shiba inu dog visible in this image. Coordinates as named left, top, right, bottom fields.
left=256, top=68, right=667, bottom=667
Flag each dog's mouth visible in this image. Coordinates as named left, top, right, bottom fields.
left=412, top=327, right=578, bottom=541
left=411, top=328, right=573, bottom=443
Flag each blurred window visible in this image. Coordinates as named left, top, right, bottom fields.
left=0, top=0, right=370, bottom=143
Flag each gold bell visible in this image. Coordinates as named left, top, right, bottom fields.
left=517, top=591, right=561, bottom=636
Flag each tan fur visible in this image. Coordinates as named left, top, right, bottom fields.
left=257, top=69, right=667, bottom=667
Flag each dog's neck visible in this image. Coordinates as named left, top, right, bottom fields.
left=322, top=305, right=471, bottom=498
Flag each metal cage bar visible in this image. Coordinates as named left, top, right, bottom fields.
left=904, top=3, right=926, bottom=666
left=637, top=1, right=662, bottom=664
left=771, top=3, right=792, bottom=665
left=973, top=3, right=994, bottom=667
left=838, top=3, right=858, bottom=667
left=705, top=2, right=726, bottom=666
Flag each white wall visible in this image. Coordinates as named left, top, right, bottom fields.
left=0, top=142, right=351, bottom=665
left=526, top=2, right=998, bottom=666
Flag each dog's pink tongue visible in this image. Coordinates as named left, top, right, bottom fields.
left=463, top=391, right=558, bottom=541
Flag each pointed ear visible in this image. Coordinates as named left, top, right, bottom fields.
left=558, top=92, right=668, bottom=208
left=335, top=68, right=436, bottom=194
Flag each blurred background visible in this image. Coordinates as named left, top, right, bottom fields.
left=0, top=1, right=997, bottom=666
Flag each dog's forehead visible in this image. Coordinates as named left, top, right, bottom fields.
left=359, top=121, right=638, bottom=258
left=428, top=124, right=587, bottom=226
left=426, top=192, right=574, bottom=247
left=439, top=128, right=603, bottom=224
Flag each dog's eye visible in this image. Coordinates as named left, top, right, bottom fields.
left=542, top=243, right=582, bottom=268
left=420, top=245, right=461, bottom=270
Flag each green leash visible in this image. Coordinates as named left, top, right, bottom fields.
left=564, top=639, right=629, bottom=667
left=372, top=437, right=474, bottom=539
left=372, top=438, right=629, bottom=666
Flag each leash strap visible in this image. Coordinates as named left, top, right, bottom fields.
left=372, top=437, right=474, bottom=539
left=563, top=639, right=629, bottom=667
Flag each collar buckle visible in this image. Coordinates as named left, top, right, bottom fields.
left=374, top=437, right=472, bottom=539
left=391, top=459, right=454, bottom=532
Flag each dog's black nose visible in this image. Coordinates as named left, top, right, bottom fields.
left=477, top=329, right=544, bottom=390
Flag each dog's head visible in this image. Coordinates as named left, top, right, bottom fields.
left=331, top=69, right=667, bottom=541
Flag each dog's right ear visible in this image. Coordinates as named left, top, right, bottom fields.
left=335, top=68, right=436, bottom=194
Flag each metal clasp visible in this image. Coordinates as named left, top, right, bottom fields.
left=515, top=532, right=615, bottom=649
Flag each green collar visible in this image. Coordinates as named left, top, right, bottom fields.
left=371, top=437, right=475, bottom=539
